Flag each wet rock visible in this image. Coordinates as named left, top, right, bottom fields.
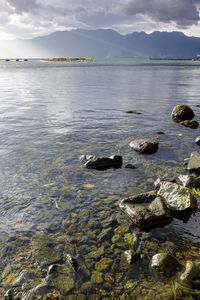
left=179, top=261, right=199, bottom=284
left=47, top=264, right=59, bottom=275
left=188, top=151, right=200, bottom=174
left=157, top=131, right=165, bottom=134
left=120, top=190, right=157, bottom=205
left=12, top=271, right=37, bottom=287
left=129, top=139, right=159, bottom=154
left=119, top=196, right=172, bottom=229
left=4, top=289, right=14, bottom=300
left=195, top=136, right=200, bottom=145
left=48, top=264, right=75, bottom=294
left=180, top=119, right=199, bottom=129
left=22, top=283, right=50, bottom=300
left=171, top=105, right=195, bottom=121
left=91, top=271, right=103, bottom=283
left=66, top=254, right=78, bottom=271
left=151, top=252, right=179, bottom=276
left=79, top=155, right=122, bottom=170
left=95, top=258, right=112, bottom=271
left=125, top=164, right=136, bottom=169
left=125, top=110, right=142, bottom=114
left=157, top=181, right=197, bottom=211
left=154, top=177, right=177, bottom=189
left=124, top=250, right=140, bottom=264
left=86, top=246, right=105, bottom=259
left=178, top=174, right=200, bottom=188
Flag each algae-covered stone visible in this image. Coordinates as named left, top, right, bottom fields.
left=91, top=271, right=103, bottom=283
left=87, top=246, right=105, bottom=259
left=124, top=233, right=137, bottom=246
left=180, top=120, right=199, bottom=129
left=48, top=264, right=75, bottom=294
left=157, top=181, right=197, bottom=211
left=95, top=258, right=112, bottom=271
left=179, top=261, right=199, bottom=284
left=124, top=279, right=137, bottom=292
left=114, top=225, right=129, bottom=235
left=171, top=105, right=195, bottom=121
left=98, top=227, right=113, bottom=241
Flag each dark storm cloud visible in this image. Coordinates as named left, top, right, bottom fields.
left=120, top=0, right=200, bottom=26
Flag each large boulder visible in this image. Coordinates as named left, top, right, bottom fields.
left=171, top=105, right=195, bottom=121
left=188, top=151, right=200, bottom=174
left=129, top=139, right=159, bottom=154
left=79, top=155, right=122, bottom=170
left=157, top=181, right=197, bottom=211
left=119, top=196, right=172, bottom=229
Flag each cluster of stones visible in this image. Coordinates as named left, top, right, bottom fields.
left=172, top=104, right=199, bottom=129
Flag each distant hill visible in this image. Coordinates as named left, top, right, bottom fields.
left=1, top=29, right=200, bottom=59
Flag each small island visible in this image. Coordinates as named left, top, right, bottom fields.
left=43, top=57, right=93, bottom=62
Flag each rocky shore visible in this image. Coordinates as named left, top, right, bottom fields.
left=2, top=104, right=200, bottom=299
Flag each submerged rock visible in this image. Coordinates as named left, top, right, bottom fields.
left=79, top=155, right=122, bottom=170
left=125, top=164, right=136, bottom=169
left=180, top=120, right=199, bottom=129
left=150, top=252, right=179, bottom=277
left=119, top=196, right=172, bottom=229
left=178, top=174, right=200, bottom=188
left=124, top=250, right=140, bottom=264
left=125, top=110, right=142, bottom=114
left=179, top=261, right=199, bottom=285
left=188, top=151, right=200, bottom=174
left=195, top=136, right=200, bottom=145
left=171, top=105, right=195, bottom=121
left=157, top=181, right=197, bottom=211
left=120, top=190, right=157, bottom=205
left=129, top=139, right=159, bottom=154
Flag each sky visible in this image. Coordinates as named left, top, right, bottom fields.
left=0, top=0, right=200, bottom=40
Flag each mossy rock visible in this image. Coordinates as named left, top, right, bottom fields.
left=172, top=105, right=195, bottom=121
left=95, top=258, right=112, bottom=271
left=87, top=246, right=105, bottom=259
left=124, top=280, right=138, bottom=292
left=91, top=271, right=103, bottom=283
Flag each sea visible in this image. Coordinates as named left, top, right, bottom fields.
left=0, top=58, right=200, bottom=299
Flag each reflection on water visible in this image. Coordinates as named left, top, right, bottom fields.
left=0, top=59, right=200, bottom=298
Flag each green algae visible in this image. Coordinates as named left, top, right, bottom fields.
left=91, top=271, right=103, bottom=283
left=124, top=233, right=137, bottom=246
left=95, top=258, right=112, bottom=271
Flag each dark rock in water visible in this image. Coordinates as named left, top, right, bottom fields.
left=171, top=105, right=195, bottom=121
left=79, top=155, right=122, bottom=170
left=125, top=110, right=142, bottom=114
left=125, top=164, right=136, bottom=169
left=180, top=119, right=199, bottom=129
left=4, top=289, right=14, bottom=300
left=129, top=139, right=159, bottom=154
left=195, top=136, right=200, bottom=145
left=157, top=131, right=165, bottom=134
left=178, top=174, right=200, bottom=188
left=179, top=261, right=199, bottom=285
left=154, top=177, right=177, bottom=189
left=150, top=252, right=179, bottom=277
left=188, top=151, right=200, bottom=174
left=124, top=250, right=140, bottom=264
left=119, top=196, right=172, bottom=229
left=157, top=181, right=197, bottom=211
left=22, top=283, right=50, bottom=300
left=120, top=190, right=157, bottom=204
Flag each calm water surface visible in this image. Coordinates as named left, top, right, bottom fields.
left=0, top=58, right=200, bottom=298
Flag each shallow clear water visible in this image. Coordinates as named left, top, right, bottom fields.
left=0, top=58, right=200, bottom=298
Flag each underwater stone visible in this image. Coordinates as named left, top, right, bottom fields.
left=4, top=289, right=14, bottom=300
left=119, top=196, right=172, bottom=229
left=157, top=181, right=197, bottom=211
left=180, top=119, right=199, bottom=129
left=91, top=271, right=103, bottom=283
left=195, top=136, right=200, bottom=145
left=86, top=246, right=105, bottom=259
left=129, top=139, right=159, bottom=154
left=171, top=105, right=195, bottom=121
left=179, top=261, right=200, bottom=284
left=178, top=174, right=200, bottom=188
left=79, top=155, right=122, bottom=170
left=95, top=258, right=112, bottom=271
left=188, top=151, right=200, bottom=174
left=124, top=250, right=140, bottom=264
left=151, top=252, right=178, bottom=276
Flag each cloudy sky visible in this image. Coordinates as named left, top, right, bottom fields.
left=0, top=0, right=200, bottom=40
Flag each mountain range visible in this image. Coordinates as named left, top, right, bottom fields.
left=1, top=29, right=200, bottom=59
